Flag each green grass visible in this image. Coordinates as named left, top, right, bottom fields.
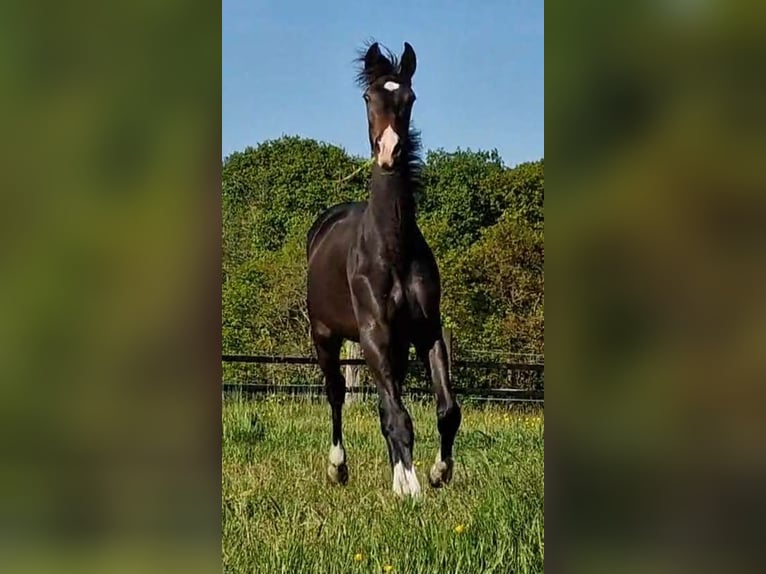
left=223, top=395, right=544, bottom=574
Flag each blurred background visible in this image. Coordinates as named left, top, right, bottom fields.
left=0, top=1, right=220, bottom=573
left=548, top=0, right=766, bottom=572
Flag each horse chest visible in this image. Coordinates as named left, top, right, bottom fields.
left=349, top=263, right=407, bottom=323
left=387, top=275, right=406, bottom=312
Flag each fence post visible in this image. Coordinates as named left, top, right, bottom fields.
left=343, top=341, right=362, bottom=402
left=442, top=326, right=453, bottom=379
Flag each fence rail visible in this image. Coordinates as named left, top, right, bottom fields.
left=222, top=354, right=543, bottom=370
left=222, top=354, right=544, bottom=404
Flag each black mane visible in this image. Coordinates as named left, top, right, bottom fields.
left=402, top=124, right=424, bottom=198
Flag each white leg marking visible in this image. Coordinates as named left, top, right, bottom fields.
left=327, top=442, right=348, bottom=485
left=392, top=461, right=421, bottom=498
left=404, top=465, right=421, bottom=496
left=429, top=449, right=453, bottom=488
left=329, top=443, right=345, bottom=466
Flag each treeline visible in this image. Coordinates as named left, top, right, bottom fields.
left=222, top=136, right=543, bottom=382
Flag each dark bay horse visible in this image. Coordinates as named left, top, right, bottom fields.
left=306, top=42, right=461, bottom=497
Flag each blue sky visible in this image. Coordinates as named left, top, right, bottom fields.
left=223, top=0, right=543, bottom=166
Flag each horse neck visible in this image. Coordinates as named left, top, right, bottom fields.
left=365, top=165, right=416, bottom=255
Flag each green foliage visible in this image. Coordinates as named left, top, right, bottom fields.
left=501, top=158, right=544, bottom=229
left=222, top=136, right=544, bottom=384
left=418, top=149, right=506, bottom=250
left=223, top=136, right=367, bottom=252
left=442, top=211, right=544, bottom=355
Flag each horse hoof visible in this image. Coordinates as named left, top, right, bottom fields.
left=429, top=458, right=453, bottom=488
left=327, top=463, right=349, bottom=485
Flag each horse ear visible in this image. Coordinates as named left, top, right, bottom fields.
left=400, top=42, right=417, bottom=80
left=364, top=42, right=382, bottom=72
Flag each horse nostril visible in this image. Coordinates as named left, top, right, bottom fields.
left=392, top=142, right=401, bottom=157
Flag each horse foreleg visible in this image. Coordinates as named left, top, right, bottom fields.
left=361, top=324, right=421, bottom=498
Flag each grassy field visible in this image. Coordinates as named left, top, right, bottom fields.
left=222, top=395, right=544, bottom=574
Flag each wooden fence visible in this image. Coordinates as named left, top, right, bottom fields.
left=222, top=353, right=544, bottom=404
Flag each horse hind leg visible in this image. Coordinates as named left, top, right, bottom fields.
left=314, top=333, right=348, bottom=485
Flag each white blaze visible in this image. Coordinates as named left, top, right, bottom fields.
left=383, top=81, right=400, bottom=91
left=377, top=125, right=399, bottom=168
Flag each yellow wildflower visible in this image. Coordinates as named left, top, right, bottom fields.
left=454, top=523, right=466, bottom=534
left=354, top=553, right=364, bottom=562
left=383, top=564, right=394, bottom=573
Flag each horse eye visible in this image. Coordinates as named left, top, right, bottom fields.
left=363, top=93, right=371, bottom=102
